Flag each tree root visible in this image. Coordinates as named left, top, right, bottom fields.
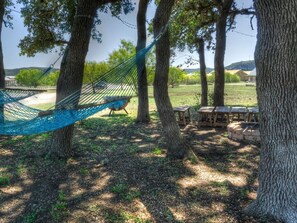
left=244, top=200, right=297, bottom=223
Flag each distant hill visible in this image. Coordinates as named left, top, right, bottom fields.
left=225, top=60, right=255, bottom=71
left=183, top=67, right=213, bottom=74
left=5, top=67, right=59, bottom=76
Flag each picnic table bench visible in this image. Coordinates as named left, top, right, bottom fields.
left=247, top=107, right=259, bottom=122
left=213, top=106, right=231, bottom=127
left=197, top=106, right=215, bottom=127
left=173, top=105, right=191, bottom=125
left=230, top=107, right=248, bottom=122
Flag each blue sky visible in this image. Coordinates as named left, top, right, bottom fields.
left=3, top=0, right=256, bottom=69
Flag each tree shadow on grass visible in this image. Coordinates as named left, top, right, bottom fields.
left=0, top=116, right=190, bottom=222
left=0, top=134, right=68, bottom=223
left=0, top=117, right=280, bottom=223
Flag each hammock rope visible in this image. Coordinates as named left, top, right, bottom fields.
left=0, top=54, right=62, bottom=104
left=0, top=40, right=156, bottom=135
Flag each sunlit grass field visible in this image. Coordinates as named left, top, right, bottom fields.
left=32, top=83, right=257, bottom=115
left=128, top=83, right=257, bottom=116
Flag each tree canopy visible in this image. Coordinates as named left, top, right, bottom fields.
left=107, top=40, right=135, bottom=67
left=18, top=0, right=134, bottom=56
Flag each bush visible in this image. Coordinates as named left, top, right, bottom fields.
left=206, top=72, right=240, bottom=83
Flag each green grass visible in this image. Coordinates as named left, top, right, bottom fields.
left=0, top=175, right=10, bottom=187
left=50, top=190, right=68, bottom=221
left=24, top=212, right=37, bottom=223
left=110, top=183, right=141, bottom=202
left=210, top=180, right=230, bottom=196
left=152, top=147, right=163, bottom=155
left=31, top=83, right=257, bottom=112
left=126, top=83, right=257, bottom=112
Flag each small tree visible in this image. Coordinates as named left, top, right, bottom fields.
left=38, top=71, right=60, bottom=86
left=108, top=40, right=135, bottom=67
left=15, top=69, right=41, bottom=87
left=168, top=67, right=186, bottom=88
left=83, top=61, right=109, bottom=92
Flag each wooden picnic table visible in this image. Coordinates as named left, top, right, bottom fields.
left=247, top=107, right=259, bottom=122
left=197, top=106, right=215, bottom=127
left=230, top=107, right=248, bottom=122
left=213, top=106, right=231, bottom=127
left=173, top=105, right=191, bottom=125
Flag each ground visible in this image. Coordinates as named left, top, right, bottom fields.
left=0, top=114, right=280, bottom=223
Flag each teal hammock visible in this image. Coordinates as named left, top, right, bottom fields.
left=0, top=40, right=156, bottom=136
left=0, top=56, right=62, bottom=104
left=0, top=88, right=46, bottom=104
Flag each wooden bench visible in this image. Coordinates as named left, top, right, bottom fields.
left=230, top=107, right=248, bottom=122
left=197, top=106, right=215, bottom=127
left=173, top=105, right=191, bottom=125
left=213, top=106, right=231, bottom=127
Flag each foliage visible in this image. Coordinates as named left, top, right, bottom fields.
left=207, top=72, right=240, bottom=83
left=170, top=0, right=216, bottom=62
left=18, top=0, right=135, bottom=56
left=39, top=70, right=60, bottom=86
left=15, top=69, right=59, bottom=87
left=15, top=69, right=41, bottom=87
left=147, top=66, right=187, bottom=87
left=83, top=61, right=109, bottom=85
left=168, top=67, right=186, bottom=88
left=107, top=40, right=136, bottom=67
left=194, top=91, right=214, bottom=107
left=181, top=72, right=200, bottom=85
left=4, top=0, right=13, bottom=28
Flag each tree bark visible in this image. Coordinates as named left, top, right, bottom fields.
left=153, top=0, right=194, bottom=159
left=0, top=0, right=5, bottom=123
left=48, top=0, right=98, bottom=158
left=136, top=0, right=150, bottom=123
left=213, top=0, right=233, bottom=106
left=244, top=1, right=297, bottom=222
left=196, top=39, right=208, bottom=106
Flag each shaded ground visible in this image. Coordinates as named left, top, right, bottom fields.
left=0, top=115, right=279, bottom=223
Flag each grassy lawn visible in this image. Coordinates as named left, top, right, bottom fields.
left=0, top=83, right=271, bottom=223
left=33, top=83, right=257, bottom=112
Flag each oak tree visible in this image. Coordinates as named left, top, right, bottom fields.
left=19, top=0, right=134, bottom=157
left=136, top=0, right=150, bottom=123
left=245, top=1, right=297, bottom=222
left=153, top=0, right=195, bottom=159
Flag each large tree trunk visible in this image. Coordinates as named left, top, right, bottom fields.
left=244, top=1, right=297, bottom=222
left=213, top=0, right=233, bottom=106
left=0, top=0, right=5, bottom=123
left=48, top=0, right=98, bottom=158
left=153, top=0, right=194, bottom=159
left=196, top=39, right=208, bottom=106
left=136, top=0, right=150, bottom=123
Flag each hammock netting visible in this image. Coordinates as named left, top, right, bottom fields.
left=0, top=40, right=155, bottom=135
left=0, top=88, right=46, bottom=104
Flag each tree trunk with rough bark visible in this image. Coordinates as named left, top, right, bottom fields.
left=196, top=39, right=208, bottom=106
left=213, top=0, right=233, bottom=106
left=48, top=0, right=98, bottom=158
left=153, top=0, right=195, bottom=159
left=136, top=0, right=150, bottom=123
left=0, top=0, right=5, bottom=123
left=244, top=1, right=297, bottom=222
